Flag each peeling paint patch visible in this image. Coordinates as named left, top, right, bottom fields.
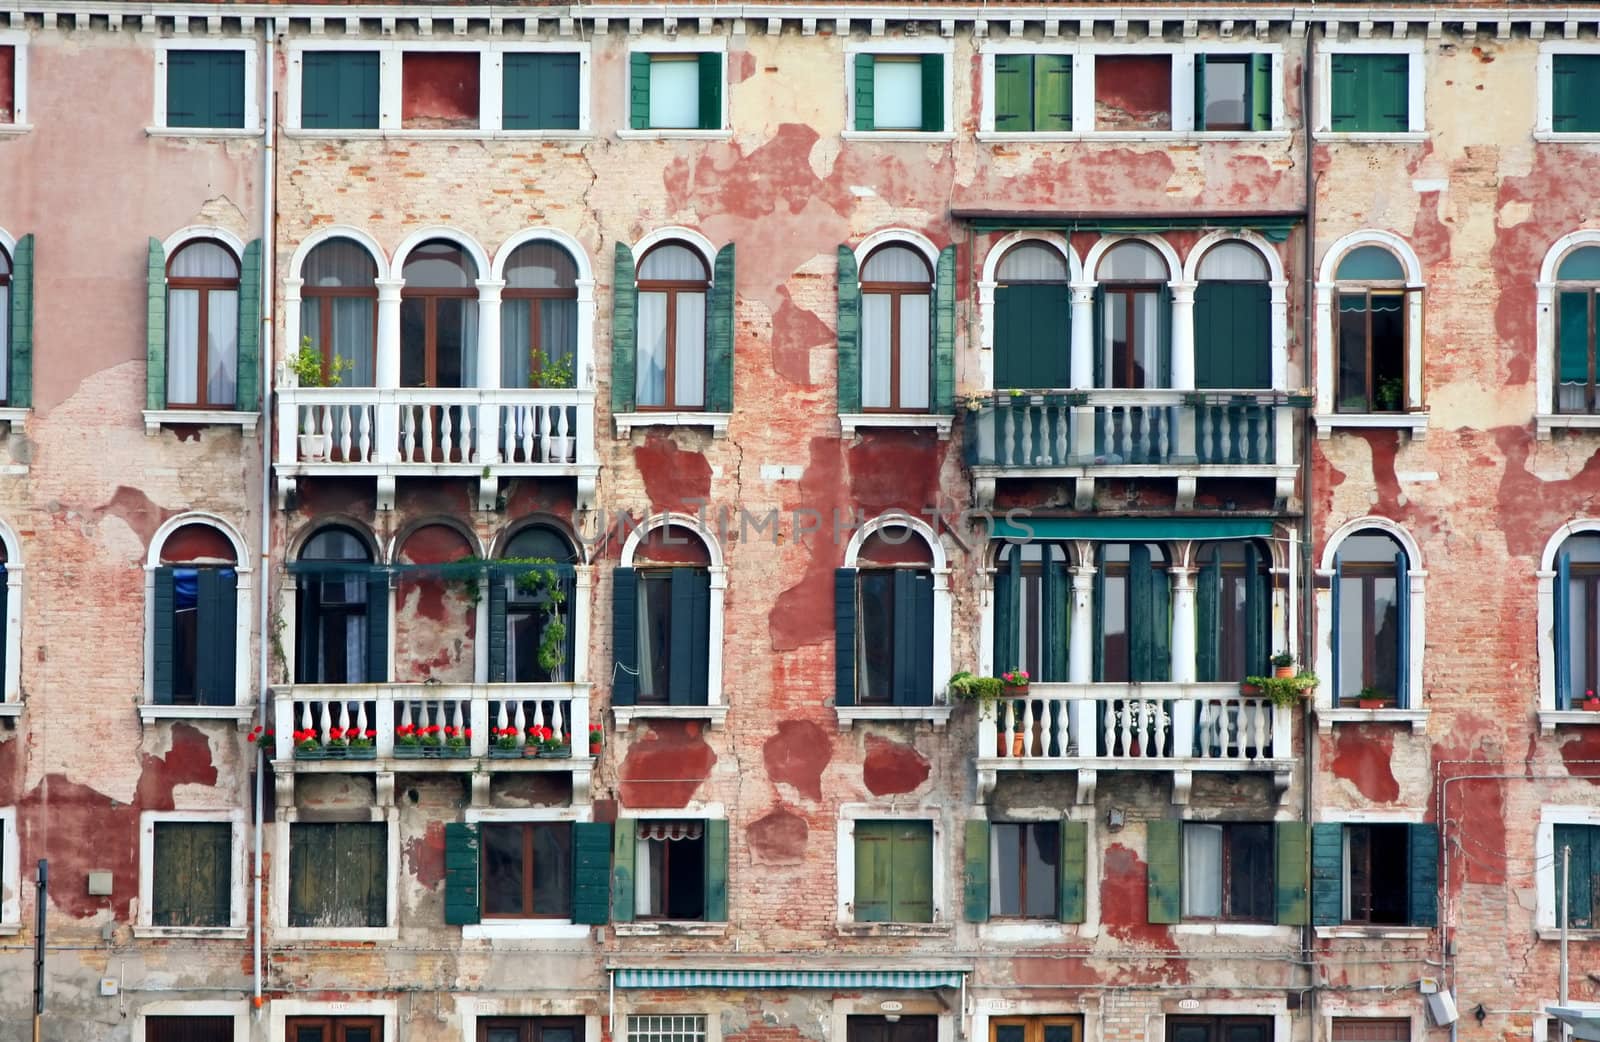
left=633, top=433, right=714, bottom=515
left=619, top=721, right=717, bottom=807
left=404, top=819, right=448, bottom=889
left=1328, top=725, right=1401, bottom=803
left=763, top=720, right=831, bottom=800
left=747, top=805, right=809, bottom=865
left=1100, top=842, right=1177, bottom=951
left=861, top=735, right=929, bottom=796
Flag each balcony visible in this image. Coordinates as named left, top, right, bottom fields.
left=964, top=391, right=1298, bottom=510
left=974, top=682, right=1294, bottom=805
left=274, top=386, right=598, bottom=510
left=269, top=682, right=593, bottom=803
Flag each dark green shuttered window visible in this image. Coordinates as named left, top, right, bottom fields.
left=853, top=53, right=945, bottom=132
left=1309, top=822, right=1437, bottom=927
left=1329, top=52, right=1409, bottom=133
left=153, top=566, right=238, bottom=706
left=443, top=820, right=612, bottom=926
left=993, top=243, right=1071, bottom=390
left=609, top=818, right=728, bottom=924
left=152, top=821, right=232, bottom=927
left=964, top=818, right=1086, bottom=924
left=1146, top=820, right=1307, bottom=925
left=992, top=542, right=1070, bottom=682
left=611, top=566, right=710, bottom=707
left=993, top=54, right=1071, bottom=132
left=166, top=49, right=246, bottom=129
left=610, top=241, right=734, bottom=415
left=288, top=821, right=386, bottom=928
left=853, top=820, right=933, bottom=923
left=4, top=234, right=32, bottom=408
left=301, top=51, right=380, bottom=130
left=835, top=242, right=956, bottom=414
left=629, top=52, right=721, bottom=131
left=1553, top=55, right=1600, bottom=134
left=503, top=53, right=580, bottom=130
left=835, top=567, right=933, bottom=708
left=146, top=237, right=262, bottom=412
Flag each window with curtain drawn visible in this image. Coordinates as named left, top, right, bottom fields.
left=1194, top=242, right=1272, bottom=391
left=166, top=240, right=240, bottom=410
left=1335, top=245, right=1412, bottom=413
left=628, top=53, right=722, bottom=131
left=1095, top=241, right=1170, bottom=390
left=502, top=241, right=578, bottom=389
left=1332, top=529, right=1409, bottom=707
left=837, top=526, right=935, bottom=708
left=635, top=819, right=707, bottom=921
left=1180, top=822, right=1273, bottom=922
left=295, top=527, right=385, bottom=685
left=636, top=243, right=709, bottom=410
left=1555, top=246, right=1600, bottom=415
left=993, top=243, right=1071, bottom=391
left=300, top=237, right=378, bottom=388
left=860, top=245, right=933, bottom=411
left=152, top=523, right=239, bottom=706
left=1195, top=541, right=1272, bottom=682
left=1553, top=533, right=1600, bottom=709
left=492, top=524, right=578, bottom=684
left=852, top=53, right=945, bottom=132
left=1095, top=543, right=1171, bottom=683
left=401, top=239, right=478, bottom=391
left=612, top=525, right=712, bottom=708
left=992, top=542, right=1069, bottom=683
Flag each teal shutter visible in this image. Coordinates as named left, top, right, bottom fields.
left=612, top=568, right=637, bottom=707
left=1311, top=823, right=1344, bottom=926
left=1042, top=557, right=1070, bottom=681
left=612, top=243, right=637, bottom=414
left=1145, top=820, right=1181, bottom=924
left=196, top=568, right=238, bottom=706
left=697, top=52, right=722, bottom=130
left=611, top=818, right=636, bottom=922
left=502, top=53, right=537, bottom=129
left=300, top=51, right=335, bottom=127
left=707, top=243, right=735, bottom=412
left=443, top=822, right=480, bottom=926
left=1275, top=822, right=1309, bottom=925
left=1195, top=283, right=1269, bottom=389
left=1245, top=543, right=1270, bottom=676
left=933, top=244, right=956, bottom=412
left=853, top=821, right=892, bottom=922
left=1091, top=553, right=1106, bottom=682
left=1329, top=54, right=1359, bottom=132
left=890, top=822, right=934, bottom=923
left=1196, top=550, right=1220, bottom=682
left=365, top=573, right=389, bottom=684
left=837, top=246, right=861, bottom=412
left=488, top=570, right=509, bottom=683
left=629, top=53, right=651, bottom=130
left=1394, top=551, right=1410, bottom=708
left=1555, top=824, right=1595, bottom=928
left=1035, top=54, right=1072, bottom=132
left=963, top=819, right=990, bottom=922
left=1375, top=55, right=1410, bottom=132
left=993, top=553, right=1019, bottom=679
left=892, top=570, right=934, bottom=707
left=919, top=53, right=944, bottom=132
left=835, top=568, right=857, bottom=708
left=212, top=51, right=245, bottom=128
left=236, top=239, right=260, bottom=411
left=667, top=568, right=710, bottom=705
left=146, top=237, right=167, bottom=410
left=7, top=234, right=32, bottom=408
left=1129, top=545, right=1171, bottom=682
left=1091, top=286, right=1106, bottom=386
left=152, top=567, right=176, bottom=704
left=996, top=284, right=1070, bottom=389
left=1156, top=283, right=1173, bottom=388
left=302, top=51, right=378, bottom=129
left=703, top=818, right=729, bottom=921
left=1060, top=819, right=1087, bottom=923
left=166, top=50, right=204, bottom=127
left=505, top=53, right=580, bottom=131
left=1558, top=291, right=1592, bottom=394
left=993, top=54, right=1031, bottom=131
left=854, top=54, right=876, bottom=131
left=1558, top=552, right=1574, bottom=708
left=1250, top=53, right=1272, bottom=130
left=1192, top=54, right=1207, bottom=131
left=1407, top=823, right=1439, bottom=927
left=572, top=821, right=613, bottom=925
left=1552, top=56, right=1600, bottom=133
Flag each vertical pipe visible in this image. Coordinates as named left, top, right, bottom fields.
left=1300, top=20, right=1320, bottom=1042
left=1561, top=843, right=1570, bottom=1006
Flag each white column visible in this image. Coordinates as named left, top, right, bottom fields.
left=475, top=279, right=505, bottom=464
left=375, top=277, right=404, bottom=464
left=1168, top=563, right=1197, bottom=758
left=1314, top=282, right=1334, bottom=418
left=1537, top=282, right=1555, bottom=430
left=977, top=279, right=997, bottom=389
left=1069, top=563, right=1096, bottom=755
left=1170, top=281, right=1197, bottom=391
left=1269, top=280, right=1289, bottom=390
left=282, top=277, right=304, bottom=364
left=1070, top=283, right=1097, bottom=457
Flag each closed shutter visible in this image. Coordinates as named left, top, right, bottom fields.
left=210, top=51, right=245, bottom=128
left=166, top=51, right=202, bottom=126
left=1145, top=820, right=1181, bottom=924
left=697, top=52, right=722, bottom=130
left=1193, top=282, right=1224, bottom=389
left=611, top=817, right=636, bottom=923
left=703, top=818, right=729, bottom=921
left=1329, top=54, right=1360, bottom=132
left=707, top=243, right=735, bottom=412
left=612, top=568, right=638, bottom=707
left=293, top=822, right=386, bottom=928
left=303, top=52, right=378, bottom=129
left=1555, top=824, right=1595, bottom=928
left=344, top=52, right=380, bottom=128
left=1042, top=557, right=1071, bottom=682
left=300, top=51, right=335, bottom=127
left=962, top=819, right=990, bottom=922
left=993, top=554, right=1019, bottom=681
left=236, top=239, right=260, bottom=411
left=1558, top=552, right=1574, bottom=708
left=572, top=821, right=613, bottom=924
left=1552, top=56, right=1600, bottom=134
left=347, top=821, right=387, bottom=928
left=488, top=569, right=509, bottom=683
left=1192, top=54, right=1208, bottom=131
left=993, top=285, right=1027, bottom=389
left=443, top=822, right=480, bottom=925
left=153, top=822, right=231, bottom=927
left=538, top=53, right=580, bottom=129
left=1195, top=282, right=1269, bottom=390
left=890, top=821, right=934, bottom=922
left=993, top=54, right=1032, bottom=131
left=1035, top=54, right=1072, bottom=132
left=892, top=570, right=934, bottom=707
left=629, top=53, right=651, bottom=130
left=1091, top=553, right=1106, bottom=683
left=1311, top=822, right=1344, bottom=926
left=853, top=821, right=892, bottom=922
left=835, top=568, right=858, bottom=708
left=668, top=568, right=710, bottom=705
left=1275, top=822, right=1309, bottom=925
left=1374, top=55, right=1410, bottom=133
left=1129, top=545, right=1171, bottom=682
left=1249, top=53, right=1273, bottom=131
left=502, top=53, right=538, bottom=130
left=837, top=246, right=862, bottom=412
left=919, top=53, right=944, bottom=132
left=153, top=567, right=177, bottom=704
left=996, top=284, right=1071, bottom=390
left=1196, top=551, right=1220, bottom=682
left=854, top=54, right=876, bottom=132
left=146, top=237, right=167, bottom=410
left=612, top=244, right=637, bottom=414
left=365, top=573, right=389, bottom=684
left=7, top=233, right=32, bottom=408
left=1244, top=542, right=1270, bottom=678
left=1393, top=551, right=1410, bottom=709
left=196, top=568, right=238, bottom=706
left=1406, top=823, right=1438, bottom=927
left=1558, top=291, right=1592, bottom=396
left=1059, top=819, right=1088, bottom=923
left=933, top=244, right=957, bottom=412
left=1156, top=283, right=1173, bottom=389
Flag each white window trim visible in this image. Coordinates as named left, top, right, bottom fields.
left=617, top=227, right=726, bottom=434
left=617, top=511, right=727, bottom=719
left=0, top=807, right=18, bottom=933
left=975, top=231, right=1082, bottom=390
left=281, top=225, right=389, bottom=387
left=286, top=39, right=593, bottom=136
left=977, top=805, right=1100, bottom=940
left=133, top=1000, right=251, bottom=1042
left=1536, top=805, right=1600, bottom=932
left=0, top=31, right=30, bottom=129
left=458, top=1000, right=602, bottom=1042
left=1537, top=520, right=1600, bottom=727
left=618, top=39, right=730, bottom=139
left=1536, top=230, right=1600, bottom=437
left=835, top=804, right=947, bottom=927
left=1309, top=811, right=1427, bottom=936
left=847, top=229, right=949, bottom=424
left=135, top=810, right=248, bottom=939
left=272, top=810, right=398, bottom=942
left=462, top=805, right=596, bottom=940
left=1314, top=40, right=1427, bottom=138
left=1162, top=1001, right=1292, bottom=1042
left=491, top=227, right=598, bottom=391
left=971, top=1001, right=1094, bottom=1042
left=613, top=803, right=726, bottom=933
left=0, top=517, right=23, bottom=707
left=842, top=38, right=955, bottom=141
left=141, top=512, right=253, bottom=710
left=152, top=39, right=261, bottom=134
left=268, top=1000, right=397, bottom=1042
left=1536, top=43, right=1600, bottom=140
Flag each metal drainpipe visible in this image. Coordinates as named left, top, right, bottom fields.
left=1300, top=19, right=1320, bottom=1037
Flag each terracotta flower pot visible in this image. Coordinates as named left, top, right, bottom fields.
left=1274, top=665, right=1294, bottom=678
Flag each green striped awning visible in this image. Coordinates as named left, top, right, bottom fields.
left=989, top=517, right=1276, bottom=541
left=613, top=969, right=964, bottom=990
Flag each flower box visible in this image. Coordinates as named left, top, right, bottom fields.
left=489, top=746, right=525, bottom=759
left=348, top=746, right=377, bottom=760
left=323, top=745, right=348, bottom=760
left=539, top=746, right=572, bottom=759
left=420, top=744, right=444, bottom=759
left=442, top=746, right=471, bottom=759
left=393, top=745, right=425, bottom=759
left=295, top=747, right=325, bottom=761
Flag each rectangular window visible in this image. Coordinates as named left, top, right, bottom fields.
left=503, top=569, right=575, bottom=684
left=990, top=821, right=1060, bottom=918
left=1553, top=823, right=1600, bottom=929
left=1558, top=289, right=1600, bottom=414
left=631, top=53, right=721, bottom=131
left=634, top=568, right=710, bottom=705
left=629, top=1016, right=707, bottom=1042
left=503, top=53, right=579, bottom=131
left=856, top=569, right=934, bottom=706
left=993, top=54, right=1071, bottom=132
left=401, top=52, right=479, bottom=129
left=165, top=49, right=245, bottom=129
left=287, top=822, right=386, bottom=928
left=1553, top=54, right=1600, bottom=134
left=853, top=820, right=933, bottom=923
left=1335, top=291, right=1406, bottom=413
left=1343, top=823, right=1410, bottom=925
left=1329, top=53, right=1409, bottom=133
left=992, top=1017, right=1083, bottom=1042
left=1194, top=54, right=1272, bottom=132
left=637, top=819, right=707, bottom=920
left=481, top=821, right=572, bottom=919
left=481, top=1018, right=585, bottom=1042
left=0, top=45, right=13, bottom=123
left=146, top=1016, right=234, bottom=1042
left=301, top=51, right=380, bottom=130
left=849, top=1018, right=937, bottom=1042
left=1181, top=822, right=1273, bottom=921
left=1331, top=1021, right=1410, bottom=1042
left=286, top=1017, right=383, bottom=1042
left=853, top=53, right=945, bottom=132
left=1166, top=1018, right=1273, bottom=1042
left=1094, top=54, right=1172, bottom=131
left=152, top=821, right=232, bottom=927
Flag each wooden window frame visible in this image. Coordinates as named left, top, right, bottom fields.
left=302, top=282, right=377, bottom=383
left=990, top=820, right=1061, bottom=920
left=295, top=533, right=373, bottom=685
left=990, top=1016, right=1083, bottom=1042
left=1330, top=1019, right=1410, bottom=1042
left=1180, top=821, right=1274, bottom=923
left=859, top=244, right=934, bottom=413
left=1569, top=560, right=1600, bottom=701
left=479, top=1017, right=586, bottom=1042
left=480, top=820, right=573, bottom=921
left=1338, top=561, right=1399, bottom=702
left=166, top=239, right=241, bottom=410
left=635, top=242, right=710, bottom=411
left=504, top=284, right=578, bottom=388
left=1102, top=282, right=1165, bottom=389
left=1342, top=822, right=1409, bottom=925
left=1334, top=286, right=1410, bottom=414
left=400, top=245, right=477, bottom=390
left=151, top=819, right=233, bottom=928
left=285, top=1016, right=384, bottom=1042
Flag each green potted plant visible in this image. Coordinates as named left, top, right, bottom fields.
left=1245, top=672, right=1319, bottom=708
left=532, top=349, right=577, bottom=463
left=506, top=560, right=570, bottom=682
left=348, top=728, right=376, bottom=760
left=442, top=725, right=471, bottom=758
left=1000, top=668, right=1031, bottom=697
left=288, top=335, right=352, bottom=460
left=490, top=726, right=523, bottom=758
left=292, top=728, right=323, bottom=760
left=1270, top=652, right=1295, bottom=679
left=394, top=724, right=423, bottom=758
left=1375, top=375, right=1404, bottom=413
left=949, top=671, right=1006, bottom=714
left=588, top=724, right=603, bottom=757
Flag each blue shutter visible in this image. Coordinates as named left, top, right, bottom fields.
left=1042, top=557, right=1070, bottom=682
left=152, top=568, right=176, bottom=704
left=1558, top=551, right=1574, bottom=709
left=894, top=571, right=934, bottom=707
left=1244, top=542, right=1269, bottom=678
left=611, top=568, right=637, bottom=707
left=1407, top=823, right=1439, bottom=928
left=1311, top=822, right=1344, bottom=926
left=835, top=569, right=857, bottom=707
left=1394, top=551, right=1410, bottom=709
left=1196, top=550, right=1220, bottom=682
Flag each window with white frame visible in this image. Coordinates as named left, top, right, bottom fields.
left=0, top=807, right=18, bottom=931
left=158, top=43, right=255, bottom=131
left=991, top=242, right=1072, bottom=389
left=148, top=518, right=248, bottom=708
left=628, top=51, right=722, bottom=131
left=1553, top=245, right=1600, bottom=415
left=139, top=812, right=243, bottom=933
left=1318, top=44, right=1424, bottom=136
left=1543, top=46, right=1600, bottom=136
left=299, top=237, right=378, bottom=387
left=0, top=33, right=28, bottom=126
left=852, top=819, right=934, bottom=923
left=629, top=1016, right=707, bottom=1042
left=286, top=1016, right=384, bottom=1042
left=613, top=515, right=725, bottom=717
left=851, top=49, right=948, bottom=133
left=1553, top=532, right=1600, bottom=710
left=1540, top=808, right=1600, bottom=931
left=1094, top=241, right=1173, bottom=390
left=166, top=240, right=242, bottom=410
left=1331, top=529, right=1410, bottom=708
left=1315, top=233, right=1425, bottom=426
left=1193, top=54, right=1273, bottom=132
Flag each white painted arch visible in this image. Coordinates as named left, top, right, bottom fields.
left=147, top=510, right=251, bottom=570
left=617, top=510, right=728, bottom=712
left=1317, top=228, right=1423, bottom=285
left=143, top=511, right=255, bottom=708
left=491, top=227, right=595, bottom=283
left=1083, top=233, right=1183, bottom=283
left=853, top=227, right=941, bottom=272
left=1183, top=230, right=1287, bottom=285
left=1313, top=515, right=1426, bottom=711
left=619, top=510, right=725, bottom=569
left=843, top=511, right=949, bottom=571
left=392, top=225, right=493, bottom=282
left=1318, top=514, right=1425, bottom=572
left=287, top=225, right=391, bottom=281
left=632, top=225, right=720, bottom=270
left=981, top=231, right=1082, bottom=285
left=0, top=228, right=16, bottom=259
left=1540, top=518, right=1600, bottom=572
left=1313, top=230, right=1426, bottom=417
left=162, top=224, right=248, bottom=265
left=1539, top=228, right=1600, bottom=285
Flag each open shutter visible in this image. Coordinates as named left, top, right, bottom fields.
left=697, top=52, right=722, bottom=131
left=962, top=819, right=990, bottom=923
left=1555, top=825, right=1594, bottom=929
left=365, top=573, right=389, bottom=684
left=1035, top=54, right=1072, bottom=132
left=1060, top=819, right=1088, bottom=923
left=443, top=822, right=480, bottom=926
left=611, top=818, right=636, bottom=922
left=1145, top=820, right=1181, bottom=924
left=854, top=54, right=876, bottom=132
left=667, top=568, right=710, bottom=705
left=1092, top=286, right=1106, bottom=386
left=1157, top=283, right=1173, bottom=388
left=1331, top=550, right=1344, bottom=700
left=612, top=243, right=637, bottom=414
left=707, top=243, right=735, bottom=412
left=1329, top=54, right=1358, bottom=132
left=892, top=570, right=934, bottom=707
left=1245, top=542, right=1269, bottom=677
left=235, top=239, right=260, bottom=411
left=890, top=822, right=934, bottom=923
left=853, top=821, right=891, bottom=922
left=993, top=54, right=1031, bottom=131
left=993, top=553, right=1018, bottom=680
left=152, top=567, right=176, bottom=704
left=703, top=818, right=729, bottom=921
left=1129, top=545, right=1171, bottom=682
left=7, top=233, right=31, bottom=408
left=629, top=53, right=651, bottom=130
left=835, top=568, right=857, bottom=708
left=1042, top=557, right=1070, bottom=681
left=933, top=244, right=957, bottom=412
left=1192, top=54, right=1207, bottom=131
left=1407, top=823, right=1439, bottom=928
left=612, top=568, right=638, bottom=707
left=837, top=246, right=861, bottom=412
left=147, top=237, right=167, bottom=410
left=572, top=821, right=613, bottom=925
left=1091, top=552, right=1106, bottom=682
left=1196, top=550, right=1220, bottom=682
left=488, top=569, right=509, bottom=683
left=1275, top=822, right=1309, bottom=925
left=1558, top=552, right=1574, bottom=708
left=919, top=53, right=944, bottom=132
left=1394, top=551, right=1410, bottom=708
left=197, top=568, right=238, bottom=706
left=1250, top=53, right=1273, bottom=131
left=1311, top=822, right=1344, bottom=926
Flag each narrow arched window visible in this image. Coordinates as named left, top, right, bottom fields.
left=301, top=238, right=377, bottom=387
left=1195, top=242, right=1271, bottom=389
left=861, top=245, right=933, bottom=410
left=1334, top=245, right=1409, bottom=413
left=495, top=524, right=580, bottom=683
left=1555, top=246, right=1600, bottom=414
left=1332, top=529, right=1409, bottom=706
left=636, top=243, right=709, bottom=409
left=167, top=240, right=240, bottom=408
left=1095, top=242, right=1170, bottom=389
left=1554, top=533, right=1600, bottom=708
left=401, top=239, right=478, bottom=389
left=1094, top=542, right=1171, bottom=683
left=296, top=527, right=384, bottom=685
left=994, top=243, right=1070, bottom=390
left=503, top=242, right=579, bottom=389
left=1195, top=540, right=1272, bottom=682
left=993, top=541, right=1070, bottom=681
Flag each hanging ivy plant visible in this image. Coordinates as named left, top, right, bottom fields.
left=448, top=555, right=570, bottom=679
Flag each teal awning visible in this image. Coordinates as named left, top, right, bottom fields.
left=989, top=518, right=1276, bottom=541
left=950, top=210, right=1303, bottom=243
left=613, top=969, right=964, bottom=990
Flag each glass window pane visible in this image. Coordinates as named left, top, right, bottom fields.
left=171, top=241, right=238, bottom=279
left=675, top=291, right=706, bottom=407
left=531, top=824, right=571, bottom=916
left=1098, top=241, right=1166, bottom=280
left=1341, top=532, right=1403, bottom=565
left=332, top=297, right=376, bottom=386
left=872, top=59, right=924, bottom=129
left=995, top=1028, right=1026, bottom=1042
left=1336, top=245, right=1404, bottom=281
left=1197, top=241, right=1269, bottom=282
left=899, top=294, right=930, bottom=409
left=304, top=239, right=377, bottom=287
left=1228, top=824, right=1274, bottom=920
left=506, top=242, right=578, bottom=289
left=863, top=246, right=930, bottom=284
left=857, top=571, right=895, bottom=703
left=1024, top=822, right=1060, bottom=917
left=998, top=243, right=1068, bottom=282
left=1202, top=59, right=1248, bottom=127
left=640, top=244, right=707, bottom=281
left=1559, top=246, right=1600, bottom=282
left=636, top=291, right=668, bottom=406
left=1182, top=824, right=1224, bottom=918
left=167, top=288, right=201, bottom=405
left=1337, top=294, right=1370, bottom=410
left=402, top=240, right=476, bottom=287
left=990, top=823, right=1022, bottom=916
left=1337, top=575, right=1365, bottom=701
left=483, top=825, right=526, bottom=915
left=649, top=59, right=700, bottom=129
left=208, top=288, right=239, bottom=405
left=637, top=574, right=673, bottom=701
left=1133, top=290, right=1161, bottom=388
left=861, top=293, right=892, bottom=408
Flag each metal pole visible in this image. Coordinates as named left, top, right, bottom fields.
left=32, top=858, right=46, bottom=1042
left=1561, top=843, right=1571, bottom=1007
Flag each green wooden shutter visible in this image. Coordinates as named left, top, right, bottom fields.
left=1091, top=551, right=1106, bottom=682
left=1059, top=820, right=1087, bottom=923
left=854, top=54, right=876, bottom=132
left=151, top=823, right=187, bottom=925
left=539, top=53, right=580, bottom=129
left=920, top=53, right=944, bottom=132
left=612, top=568, right=638, bottom=707
left=488, top=569, right=509, bottom=683
left=611, top=818, right=636, bottom=922
left=1129, top=545, right=1171, bottom=682
left=166, top=51, right=203, bottom=127
left=211, top=51, right=245, bottom=128
left=892, top=570, right=934, bottom=707
left=303, top=52, right=378, bottom=129
left=962, top=819, right=990, bottom=922
left=1559, top=291, right=1592, bottom=391
left=993, top=286, right=1026, bottom=389
left=1035, top=54, right=1072, bottom=132
left=1311, top=822, right=1344, bottom=926
left=1250, top=54, right=1272, bottom=131
left=1091, top=286, right=1106, bottom=386
left=8, top=234, right=32, bottom=408
left=365, top=573, right=389, bottom=684
left=202, top=822, right=232, bottom=926
left=503, top=53, right=538, bottom=130
left=1042, top=557, right=1071, bottom=681
left=1558, top=552, right=1574, bottom=708
left=443, top=822, right=480, bottom=926
left=853, top=822, right=892, bottom=922
left=236, top=239, right=260, bottom=411
left=707, top=243, right=735, bottom=412
left=197, top=568, right=237, bottom=706
left=612, top=243, right=637, bottom=414
left=837, top=246, right=861, bottom=412
left=1329, top=55, right=1359, bottom=132
left=1156, top=283, right=1173, bottom=389
left=340, top=822, right=387, bottom=927
left=835, top=568, right=857, bottom=708
left=933, top=244, right=956, bottom=412
left=1196, top=550, right=1220, bottom=682
left=153, top=567, right=176, bottom=704
left=300, top=52, right=335, bottom=128
left=667, top=568, right=710, bottom=705
left=629, top=53, right=652, bottom=130
left=994, top=54, right=1031, bottom=131
left=996, top=284, right=1071, bottom=390
left=1375, top=55, right=1410, bottom=133
left=154, top=823, right=231, bottom=927
left=1407, top=823, right=1439, bottom=927
left=1552, top=56, right=1600, bottom=134
left=697, top=52, right=722, bottom=130
left=1245, top=543, right=1270, bottom=677
left=1193, top=282, right=1223, bottom=389
left=146, top=237, right=167, bottom=410
left=1555, top=824, right=1594, bottom=928
left=1394, top=551, right=1411, bottom=709
left=1145, top=820, right=1181, bottom=924
left=572, top=821, right=613, bottom=924
left=890, top=821, right=934, bottom=923
left=346, top=52, right=380, bottom=128
left=993, top=553, right=1018, bottom=680
left=1195, top=283, right=1270, bottom=389
left=1275, top=822, right=1309, bottom=925
left=1192, top=54, right=1208, bottom=131
left=703, top=818, right=729, bottom=921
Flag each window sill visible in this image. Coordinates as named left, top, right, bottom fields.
left=0, top=406, right=30, bottom=434
left=836, top=921, right=953, bottom=938
left=1539, top=710, right=1600, bottom=733
left=0, top=124, right=34, bottom=137
left=841, top=130, right=955, bottom=143
left=138, top=705, right=257, bottom=726
left=614, top=705, right=728, bottom=730
left=1173, top=923, right=1297, bottom=938
left=613, top=921, right=729, bottom=937
left=1314, top=412, right=1429, bottom=440
left=146, top=126, right=263, bottom=139
left=0, top=703, right=21, bottom=720
left=143, top=409, right=260, bottom=436
left=614, top=411, right=730, bottom=438
left=975, top=130, right=1291, bottom=143
left=839, top=413, right=954, bottom=440
left=132, top=925, right=249, bottom=940
left=836, top=705, right=954, bottom=731
left=285, top=127, right=595, bottom=142
left=1536, top=928, right=1600, bottom=941
left=0, top=923, right=19, bottom=936
left=1313, top=131, right=1429, bottom=144
left=275, top=926, right=397, bottom=942
left=463, top=921, right=595, bottom=941
left=1316, top=707, right=1428, bottom=734
left=1536, top=414, right=1600, bottom=440
left=615, top=129, right=731, bottom=141
left=978, top=921, right=1087, bottom=942
left=1534, top=132, right=1600, bottom=144
left=1314, top=925, right=1432, bottom=940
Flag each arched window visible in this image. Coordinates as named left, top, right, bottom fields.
left=1195, top=242, right=1271, bottom=389
left=993, top=542, right=1069, bottom=682
left=301, top=238, right=377, bottom=387
left=1096, top=241, right=1170, bottom=389
left=296, top=527, right=385, bottom=685
left=1195, top=540, right=1272, bottom=682
left=994, top=243, right=1070, bottom=390
left=1095, top=542, right=1170, bottom=682
left=1332, top=529, right=1409, bottom=706
left=503, top=242, right=578, bottom=389
left=1554, top=532, right=1600, bottom=707
left=0, top=245, right=10, bottom=404
left=847, top=525, right=936, bottom=705
left=496, top=524, right=580, bottom=684
left=1555, top=246, right=1600, bottom=414
left=636, top=242, right=709, bottom=410
left=861, top=244, right=933, bottom=411
left=401, top=239, right=478, bottom=390
left=1334, top=245, right=1409, bottom=413
left=618, top=522, right=713, bottom=705
left=167, top=240, right=240, bottom=408
left=152, top=521, right=240, bottom=705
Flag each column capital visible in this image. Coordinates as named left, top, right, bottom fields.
left=1169, top=281, right=1198, bottom=303
left=1168, top=564, right=1197, bottom=591
left=375, top=277, right=405, bottom=301
left=475, top=279, right=506, bottom=301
